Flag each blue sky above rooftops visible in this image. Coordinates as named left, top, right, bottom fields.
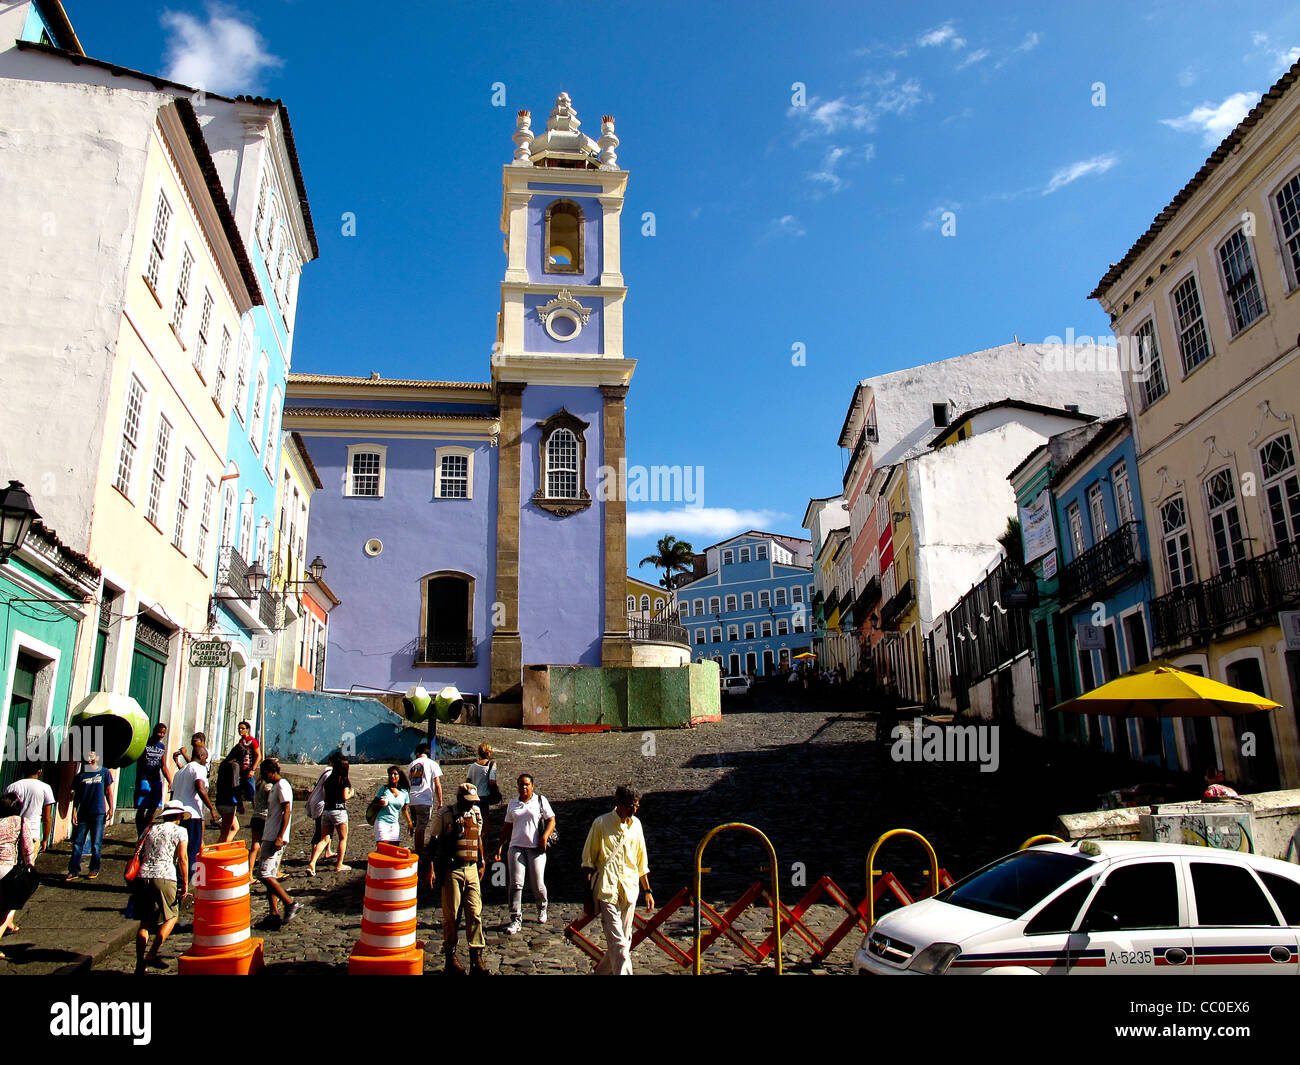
left=62, top=1, right=1300, bottom=574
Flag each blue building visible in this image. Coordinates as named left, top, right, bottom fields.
left=677, top=532, right=815, bottom=677
left=1050, top=416, right=1181, bottom=767
left=285, top=94, right=636, bottom=701
left=207, top=100, right=319, bottom=754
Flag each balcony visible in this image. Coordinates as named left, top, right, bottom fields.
left=626, top=613, right=689, bottom=647
left=259, top=588, right=279, bottom=629
left=413, top=636, right=477, bottom=667
left=1151, top=541, right=1300, bottom=650
left=1058, top=521, right=1145, bottom=606
left=217, top=544, right=252, bottom=600
left=879, top=579, right=914, bottom=630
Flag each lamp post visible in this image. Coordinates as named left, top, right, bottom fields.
left=0, top=480, right=38, bottom=563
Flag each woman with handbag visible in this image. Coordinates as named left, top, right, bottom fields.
left=130, top=800, right=188, bottom=974
left=0, top=793, right=37, bottom=954
left=493, top=773, right=555, bottom=935
left=308, top=754, right=353, bottom=874
left=370, top=766, right=413, bottom=845
left=465, top=743, right=499, bottom=838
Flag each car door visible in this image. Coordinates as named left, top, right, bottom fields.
left=1188, top=857, right=1299, bottom=974
left=1066, top=859, right=1196, bottom=974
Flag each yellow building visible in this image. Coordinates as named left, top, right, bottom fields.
left=625, top=574, right=669, bottom=619
left=271, top=431, right=327, bottom=690
left=878, top=464, right=923, bottom=704
left=80, top=99, right=261, bottom=787
left=1091, top=58, right=1300, bottom=789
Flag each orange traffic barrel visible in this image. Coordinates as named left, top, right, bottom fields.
left=179, top=840, right=264, bottom=975
left=349, top=842, right=424, bottom=975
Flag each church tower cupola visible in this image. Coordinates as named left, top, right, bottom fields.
left=522, top=92, right=601, bottom=169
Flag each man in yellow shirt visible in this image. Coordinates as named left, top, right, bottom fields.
left=580, top=784, right=653, bottom=975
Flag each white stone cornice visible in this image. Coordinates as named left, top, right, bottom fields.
left=492, top=355, right=636, bottom=389
left=499, top=282, right=628, bottom=297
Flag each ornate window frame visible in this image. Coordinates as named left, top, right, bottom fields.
left=533, top=409, right=591, bottom=516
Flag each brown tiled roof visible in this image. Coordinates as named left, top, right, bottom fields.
left=288, top=373, right=495, bottom=391
left=289, top=431, right=325, bottom=490
left=33, top=1, right=83, bottom=54
left=283, top=407, right=498, bottom=421
left=13, top=43, right=318, bottom=261
left=172, top=98, right=263, bottom=306
left=1091, top=56, right=1300, bottom=301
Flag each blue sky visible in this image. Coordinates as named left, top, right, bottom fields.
left=65, top=1, right=1300, bottom=578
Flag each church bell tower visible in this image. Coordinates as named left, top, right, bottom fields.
left=490, top=93, right=637, bottom=696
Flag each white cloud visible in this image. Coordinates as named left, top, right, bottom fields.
left=919, top=22, right=964, bottom=49
left=160, top=6, right=282, bottom=94
left=1178, top=65, right=1197, bottom=87
left=1042, top=153, right=1118, bottom=195
left=628, top=508, right=789, bottom=538
left=957, top=48, right=990, bottom=70
left=1017, top=32, right=1041, bottom=52
left=762, top=215, right=806, bottom=240
left=1245, top=31, right=1299, bottom=75
left=802, top=96, right=873, bottom=135
left=1161, top=92, right=1258, bottom=145
left=807, top=146, right=849, bottom=191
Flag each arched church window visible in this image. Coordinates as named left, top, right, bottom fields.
left=533, top=409, right=591, bottom=515
left=544, top=200, right=583, bottom=274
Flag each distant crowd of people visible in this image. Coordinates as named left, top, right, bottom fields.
left=1, top=727, right=653, bottom=975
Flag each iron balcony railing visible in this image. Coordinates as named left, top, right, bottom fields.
left=879, top=579, right=914, bottom=629
left=1058, top=521, right=1145, bottom=605
left=626, top=613, right=689, bottom=647
left=1151, top=540, right=1300, bottom=650
left=313, top=642, right=325, bottom=691
left=217, top=544, right=251, bottom=600
left=259, top=588, right=279, bottom=629
left=415, top=637, right=477, bottom=666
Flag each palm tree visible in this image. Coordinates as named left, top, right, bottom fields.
left=638, top=535, right=695, bottom=606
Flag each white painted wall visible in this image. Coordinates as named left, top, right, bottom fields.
left=910, top=416, right=1097, bottom=627
left=0, top=76, right=164, bottom=549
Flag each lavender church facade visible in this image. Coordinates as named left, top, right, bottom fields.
left=285, top=94, right=635, bottom=699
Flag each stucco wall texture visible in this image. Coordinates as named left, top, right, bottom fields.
left=301, top=431, right=497, bottom=695
left=519, top=385, right=605, bottom=668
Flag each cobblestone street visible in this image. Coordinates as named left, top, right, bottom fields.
left=85, top=687, right=1187, bottom=976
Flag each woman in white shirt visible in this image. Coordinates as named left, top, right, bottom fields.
left=493, top=774, right=554, bottom=935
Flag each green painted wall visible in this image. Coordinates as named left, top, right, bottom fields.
left=1, top=558, right=85, bottom=780
left=543, top=663, right=721, bottom=728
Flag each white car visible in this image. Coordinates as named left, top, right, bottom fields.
left=720, top=676, right=752, bottom=700
left=854, top=840, right=1300, bottom=975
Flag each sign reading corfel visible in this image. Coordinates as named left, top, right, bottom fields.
left=189, top=640, right=231, bottom=668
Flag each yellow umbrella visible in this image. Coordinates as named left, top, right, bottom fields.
left=1053, top=661, right=1281, bottom=772
left=1053, top=661, right=1281, bottom=718
left=793, top=651, right=816, bottom=660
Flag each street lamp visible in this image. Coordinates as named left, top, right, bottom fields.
left=0, top=480, right=38, bottom=563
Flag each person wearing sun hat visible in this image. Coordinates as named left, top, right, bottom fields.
left=131, top=800, right=189, bottom=974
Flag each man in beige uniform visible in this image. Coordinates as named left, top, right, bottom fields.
left=580, top=784, right=653, bottom=975
left=427, top=782, right=488, bottom=975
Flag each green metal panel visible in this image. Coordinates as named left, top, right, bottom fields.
left=598, top=667, right=628, bottom=727
left=117, top=644, right=166, bottom=801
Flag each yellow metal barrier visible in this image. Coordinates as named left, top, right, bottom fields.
left=866, top=828, right=939, bottom=927
left=1018, top=834, right=1065, bottom=850
left=692, top=823, right=782, bottom=976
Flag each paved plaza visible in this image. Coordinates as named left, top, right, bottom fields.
left=4, top=688, right=1188, bottom=976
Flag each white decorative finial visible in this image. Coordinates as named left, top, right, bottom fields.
left=547, top=91, right=580, bottom=132
left=512, top=109, right=533, bottom=165
left=598, top=115, right=619, bottom=169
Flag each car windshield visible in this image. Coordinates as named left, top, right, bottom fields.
left=935, top=851, right=1094, bottom=919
